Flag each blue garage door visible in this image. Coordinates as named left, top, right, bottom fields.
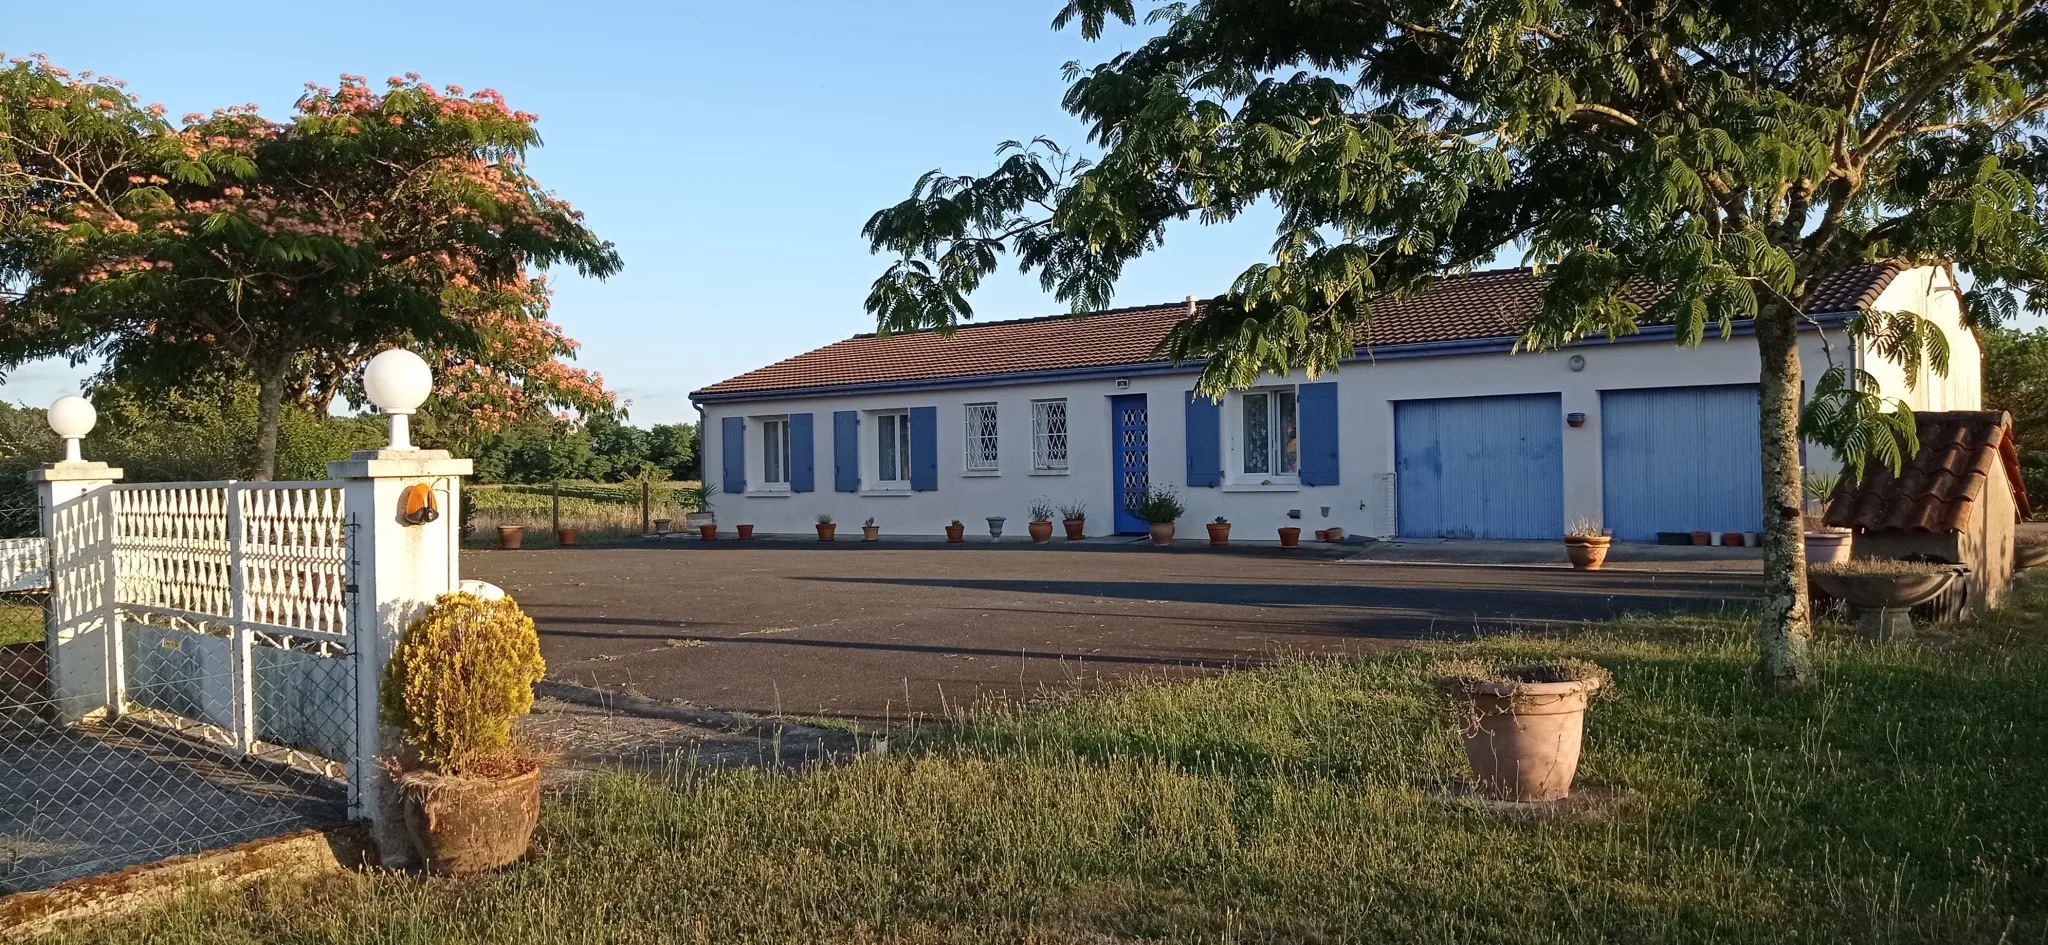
left=1600, top=385, right=1762, bottom=541
left=1395, top=394, right=1564, bottom=539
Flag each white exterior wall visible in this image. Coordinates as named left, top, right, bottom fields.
left=699, top=266, right=1975, bottom=539
left=1854, top=265, right=1982, bottom=412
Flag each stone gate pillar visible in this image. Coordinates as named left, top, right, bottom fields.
left=32, top=395, right=124, bottom=724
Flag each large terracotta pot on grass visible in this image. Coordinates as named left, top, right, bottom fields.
left=1810, top=568, right=1957, bottom=640
left=1804, top=531, right=1852, bottom=565
left=1147, top=522, right=1175, bottom=545
left=1029, top=520, right=1054, bottom=542
left=1063, top=518, right=1086, bottom=540
left=399, top=766, right=542, bottom=875
left=1564, top=535, right=1610, bottom=570
left=497, top=525, right=524, bottom=550
left=1441, top=676, right=1602, bottom=802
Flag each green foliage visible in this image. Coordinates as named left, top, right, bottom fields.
left=1799, top=364, right=1921, bottom=482
left=380, top=592, right=546, bottom=774
left=468, top=414, right=698, bottom=485
left=1983, top=325, right=2048, bottom=505
left=81, top=373, right=383, bottom=482
left=1132, top=487, right=1184, bottom=524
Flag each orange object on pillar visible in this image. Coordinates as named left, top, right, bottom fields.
left=400, top=483, right=440, bottom=526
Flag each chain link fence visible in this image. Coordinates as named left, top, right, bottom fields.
left=0, top=498, right=351, bottom=894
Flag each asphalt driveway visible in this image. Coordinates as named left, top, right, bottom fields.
left=469, top=542, right=1760, bottom=723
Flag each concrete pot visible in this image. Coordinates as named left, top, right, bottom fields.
left=1029, top=521, right=1054, bottom=542
left=986, top=516, right=1006, bottom=540
left=399, top=765, right=541, bottom=875
left=1804, top=531, right=1852, bottom=565
left=2016, top=541, right=2048, bottom=571
left=816, top=523, right=837, bottom=541
left=497, top=525, right=524, bottom=550
left=1206, top=522, right=1231, bottom=546
left=1441, top=677, right=1601, bottom=802
left=653, top=517, right=674, bottom=534
left=1810, top=568, right=1956, bottom=640
left=1063, top=518, right=1086, bottom=540
left=1147, top=522, right=1175, bottom=545
left=945, top=524, right=966, bottom=542
left=555, top=528, right=577, bottom=547
left=1278, top=526, right=1301, bottom=548
left=862, top=525, right=880, bottom=541
left=737, top=524, right=755, bottom=540
left=1564, top=535, right=1611, bottom=571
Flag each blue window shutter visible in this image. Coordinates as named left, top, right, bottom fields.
left=1298, top=382, right=1340, bottom=486
left=788, top=413, right=815, bottom=493
left=909, top=405, right=938, bottom=491
left=720, top=416, right=746, bottom=495
left=1185, top=391, right=1222, bottom=487
left=832, top=410, right=859, bottom=492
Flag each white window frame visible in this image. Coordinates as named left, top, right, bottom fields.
left=1031, top=399, right=1069, bottom=473
left=1232, top=387, right=1300, bottom=484
left=755, top=415, right=792, bottom=493
left=869, top=409, right=912, bottom=491
left=963, top=402, right=1000, bottom=474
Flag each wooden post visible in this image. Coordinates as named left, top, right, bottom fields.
left=641, top=480, right=651, bottom=535
left=551, top=480, right=561, bottom=537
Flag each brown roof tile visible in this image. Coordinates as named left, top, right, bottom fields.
left=1823, top=411, right=2031, bottom=532
left=693, top=264, right=1905, bottom=398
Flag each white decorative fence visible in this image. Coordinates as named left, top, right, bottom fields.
left=0, top=536, right=46, bottom=593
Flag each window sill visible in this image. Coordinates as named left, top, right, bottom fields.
left=746, top=488, right=791, bottom=498
left=860, top=488, right=912, bottom=497
left=1028, top=469, right=1071, bottom=477
left=962, top=470, right=1002, bottom=478
left=1223, top=481, right=1300, bottom=493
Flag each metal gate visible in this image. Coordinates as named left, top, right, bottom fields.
left=0, top=482, right=357, bottom=893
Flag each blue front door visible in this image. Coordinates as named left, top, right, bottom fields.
left=1111, top=394, right=1150, bottom=534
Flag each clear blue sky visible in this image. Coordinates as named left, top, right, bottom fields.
left=0, top=0, right=1283, bottom=425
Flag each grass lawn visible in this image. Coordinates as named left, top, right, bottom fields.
left=0, top=597, right=39, bottom=646
left=31, top=583, right=2048, bottom=943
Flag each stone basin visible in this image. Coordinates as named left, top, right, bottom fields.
left=1810, top=570, right=1956, bottom=610
left=2015, top=542, right=2048, bottom=572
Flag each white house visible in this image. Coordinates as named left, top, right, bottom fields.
left=689, top=264, right=1980, bottom=541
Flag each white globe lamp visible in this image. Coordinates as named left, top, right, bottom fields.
left=46, top=395, right=96, bottom=463
left=362, top=348, right=433, bottom=450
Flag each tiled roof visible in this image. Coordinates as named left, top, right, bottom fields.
left=693, top=264, right=1906, bottom=398
left=1823, top=411, right=2031, bottom=533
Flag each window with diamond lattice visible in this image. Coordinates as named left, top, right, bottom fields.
left=963, top=404, right=1000, bottom=472
left=1031, top=399, right=1068, bottom=470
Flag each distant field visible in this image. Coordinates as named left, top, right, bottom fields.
left=467, top=481, right=706, bottom=548
left=0, top=597, right=39, bottom=646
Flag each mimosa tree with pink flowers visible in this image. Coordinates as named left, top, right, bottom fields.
left=0, top=55, right=621, bottom=478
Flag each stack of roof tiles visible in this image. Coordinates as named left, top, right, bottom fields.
left=1823, top=411, right=2031, bottom=533
left=693, top=264, right=1904, bottom=398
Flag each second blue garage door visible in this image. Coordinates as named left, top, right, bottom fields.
left=1600, top=384, right=1763, bottom=541
left=1395, top=393, right=1564, bottom=539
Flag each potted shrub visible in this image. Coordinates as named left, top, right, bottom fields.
left=1802, top=471, right=1852, bottom=564
left=555, top=527, right=577, bottom=547
left=1134, top=488, right=1184, bottom=545
left=1028, top=499, right=1056, bottom=543
left=382, top=592, right=549, bottom=874
left=1564, top=517, right=1611, bottom=571
left=1810, top=558, right=1959, bottom=640
left=986, top=515, right=1006, bottom=540
left=1433, top=660, right=1612, bottom=802
left=1206, top=516, right=1231, bottom=546
left=1278, top=526, right=1301, bottom=547
left=862, top=517, right=880, bottom=541
left=737, top=524, right=755, bottom=540
left=1059, top=501, right=1087, bottom=540
left=815, top=514, right=837, bottom=541
left=497, top=524, right=525, bottom=550
left=945, top=519, right=966, bottom=542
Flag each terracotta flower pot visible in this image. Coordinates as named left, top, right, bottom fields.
left=1148, top=522, right=1175, bottom=545
left=1206, top=522, right=1231, bottom=546
left=1313, top=528, right=1331, bottom=541
left=1029, top=520, right=1054, bottom=542
left=1278, top=526, right=1301, bottom=548
left=1720, top=532, right=1744, bottom=547
left=1803, top=531, right=1852, bottom=565
left=945, top=524, right=966, bottom=542
left=555, top=527, right=577, bottom=547
left=699, top=524, right=717, bottom=541
left=1441, top=677, right=1601, bottom=802
left=1564, top=535, right=1611, bottom=570
left=1063, top=518, right=1086, bottom=540
left=816, top=523, right=837, bottom=541
left=1322, top=526, right=1345, bottom=542
left=1690, top=531, right=1711, bottom=546
left=737, top=524, right=755, bottom=540
left=399, top=765, right=542, bottom=875
left=497, top=525, right=524, bottom=550
left=862, top=525, right=880, bottom=541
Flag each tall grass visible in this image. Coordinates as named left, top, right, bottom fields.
left=467, top=482, right=703, bottom=548
left=31, top=584, right=2048, bottom=944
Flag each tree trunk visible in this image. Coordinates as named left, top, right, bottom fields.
left=252, top=358, right=289, bottom=482
left=1754, top=306, right=1813, bottom=688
